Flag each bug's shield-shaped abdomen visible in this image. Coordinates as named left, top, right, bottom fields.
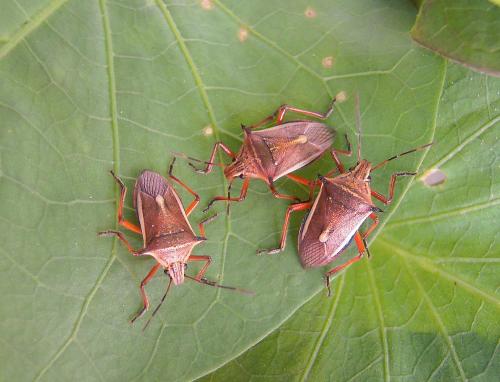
left=298, top=181, right=373, bottom=268
left=133, top=170, right=196, bottom=247
left=251, top=121, right=334, bottom=181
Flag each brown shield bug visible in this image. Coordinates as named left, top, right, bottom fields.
left=181, top=96, right=344, bottom=212
left=98, top=158, right=253, bottom=329
left=258, top=95, right=432, bottom=295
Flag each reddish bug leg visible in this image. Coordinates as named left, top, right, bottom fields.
left=275, top=98, right=337, bottom=124
left=257, top=201, right=313, bottom=255
left=244, top=97, right=337, bottom=129
left=371, top=172, right=416, bottom=205
left=329, top=134, right=352, bottom=175
left=131, top=263, right=162, bottom=324
left=325, top=232, right=367, bottom=296
left=362, top=213, right=379, bottom=240
left=167, top=157, right=200, bottom=216
left=188, top=142, right=236, bottom=174
left=97, top=230, right=138, bottom=254
left=285, top=173, right=311, bottom=186
left=109, top=171, right=142, bottom=235
left=198, top=213, right=219, bottom=238
left=188, top=255, right=212, bottom=281
left=204, top=177, right=250, bottom=212
left=268, top=182, right=302, bottom=202
left=286, top=174, right=318, bottom=201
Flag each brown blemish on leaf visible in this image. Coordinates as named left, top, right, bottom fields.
left=202, top=125, right=214, bottom=136
left=304, top=7, right=317, bottom=18
left=200, top=0, right=214, bottom=10
left=322, top=56, right=334, bottom=68
left=422, top=168, right=447, bottom=187
left=238, top=27, right=248, bottom=42
left=335, top=91, right=347, bottom=103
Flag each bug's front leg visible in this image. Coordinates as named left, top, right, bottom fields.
left=371, top=172, right=416, bottom=205
left=188, top=255, right=212, bottom=281
left=187, top=142, right=236, bottom=174
left=198, top=213, right=219, bottom=238
left=131, top=263, right=162, bottom=324
left=328, top=134, right=352, bottom=175
left=204, top=178, right=250, bottom=212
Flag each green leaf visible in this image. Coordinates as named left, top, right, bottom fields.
left=411, top=0, right=500, bottom=77
left=1, top=1, right=495, bottom=381
left=200, top=63, right=500, bottom=381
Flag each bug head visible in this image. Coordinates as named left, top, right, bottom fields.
left=166, top=262, right=185, bottom=285
left=223, top=158, right=246, bottom=180
left=352, top=159, right=372, bottom=181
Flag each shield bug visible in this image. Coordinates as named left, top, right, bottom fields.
left=98, top=158, right=253, bottom=328
left=258, top=95, right=432, bottom=295
left=182, top=96, right=343, bottom=212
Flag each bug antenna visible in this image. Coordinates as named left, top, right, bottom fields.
left=363, top=238, right=372, bottom=259
left=371, top=142, right=433, bottom=172
left=172, top=152, right=223, bottom=167
left=354, top=93, right=362, bottom=163
left=185, top=274, right=255, bottom=296
left=142, top=278, right=173, bottom=331
left=226, top=180, right=233, bottom=215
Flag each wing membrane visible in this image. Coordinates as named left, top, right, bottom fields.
left=252, top=121, right=334, bottom=180
left=134, top=170, right=195, bottom=244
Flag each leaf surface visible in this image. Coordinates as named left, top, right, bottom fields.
left=411, top=0, right=500, bottom=76
left=1, top=1, right=495, bottom=382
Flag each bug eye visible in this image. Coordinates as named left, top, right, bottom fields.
left=184, top=263, right=188, bottom=271
left=239, top=174, right=244, bottom=179
left=367, top=175, right=372, bottom=181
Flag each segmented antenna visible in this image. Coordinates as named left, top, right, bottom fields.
left=185, top=274, right=255, bottom=296
left=142, top=278, right=173, bottom=331
left=354, top=93, right=362, bottom=163
left=172, top=152, right=223, bottom=167
left=371, top=142, right=433, bottom=172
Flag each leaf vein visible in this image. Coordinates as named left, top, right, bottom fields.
left=0, top=0, right=69, bottom=60
left=299, top=274, right=345, bottom=382
left=401, top=256, right=467, bottom=381
left=366, top=261, right=390, bottom=382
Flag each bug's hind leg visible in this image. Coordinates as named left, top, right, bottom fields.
left=324, top=232, right=367, bottom=296
left=257, top=201, right=312, bottom=255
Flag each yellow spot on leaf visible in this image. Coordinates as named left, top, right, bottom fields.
left=335, top=91, right=347, bottom=103
left=202, top=125, right=213, bottom=136
left=200, top=0, right=214, bottom=10
left=322, top=56, right=334, bottom=68
left=238, top=27, right=248, bottom=42
left=305, top=7, right=317, bottom=18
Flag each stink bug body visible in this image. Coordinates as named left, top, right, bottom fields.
left=258, top=96, right=432, bottom=294
left=99, top=158, right=252, bottom=328
left=184, top=98, right=340, bottom=211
